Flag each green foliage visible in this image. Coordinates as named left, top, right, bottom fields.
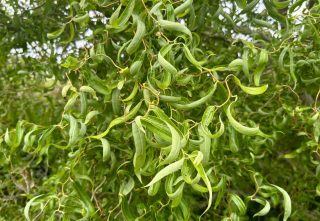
left=1, top=0, right=320, bottom=220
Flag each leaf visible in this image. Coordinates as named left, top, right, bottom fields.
left=121, top=196, right=137, bottom=220
left=158, top=19, right=192, bottom=38
left=61, top=22, right=75, bottom=44
left=62, top=81, right=72, bottom=97
left=233, top=76, right=268, bottom=95
left=198, top=125, right=211, bottom=165
left=226, top=101, right=258, bottom=135
left=112, top=88, right=121, bottom=115
left=289, top=48, right=297, bottom=88
left=235, top=0, right=246, bottom=9
left=4, top=128, right=12, bottom=147
left=109, top=4, right=122, bottom=24
left=130, top=60, right=143, bottom=76
left=229, top=193, right=246, bottom=216
left=228, top=58, right=243, bottom=71
left=316, top=183, right=320, bottom=196
left=84, top=111, right=100, bottom=124
left=170, top=183, right=185, bottom=207
left=64, top=93, right=79, bottom=111
left=91, top=101, right=142, bottom=139
left=202, top=116, right=225, bottom=139
left=165, top=175, right=185, bottom=200
left=73, top=12, right=90, bottom=23
left=271, top=184, right=291, bottom=221
left=126, top=14, right=146, bottom=54
left=289, top=0, right=306, bottom=13
left=61, top=56, right=80, bottom=70
left=80, top=86, right=98, bottom=100
left=91, top=43, right=106, bottom=64
left=73, top=181, right=95, bottom=217
left=100, top=138, right=111, bottom=162
left=272, top=0, right=290, bottom=9
left=278, top=46, right=288, bottom=71
left=252, top=198, right=271, bottom=217
left=158, top=44, right=177, bottom=76
left=200, top=106, right=224, bottom=139
left=67, top=114, right=80, bottom=146
left=145, top=158, right=184, bottom=187
left=80, top=92, right=87, bottom=116
left=166, top=4, right=175, bottom=21
left=150, top=2, right=163, bottom=20
left=83, top=70, right=110, bottom=95
left=160, top=122, right=183, bottom=165
left=226, top=100, right=268, bottom=137
left=37, top=126, right=56, bottom=151
left=24, top=195, right=45, bottom=221
left=181, top=160, right=200, bottom=184
left=149, top=105, right=181, bottom=134
left=120, top=176, right=135, bottom=196
left=47, top=25, right=65, bottom=39
left=212, top=176, right=226, bottom=192
left=174, top=0, right=193, bottom=16
left=183, top=44, right=202, bottom=70
left=123, top=82, right=139, bottom=102
left=109, top=0, right=135, bottom=28
left=240, top=0, right=259, bottom=14
left=132, top=121, right=146, bottom=176
left=253, top=49, right=268, bottom=86
left=201, top=105, right=216, bottom=125
left=252, top=18, right=273, bottom=28
left=228, top=125, right=239, bottom=153
left=242, top=49, right=250, bottom=80
left=173, top=82, right=217, bottom=110
left=140, top=116, right=172, bottom=141
left=23, top=128, right=37, bottom=152
left=263, top=0, right=287, bottom=24
left=214, top=178, right=226, bottom=209
left=147, top=181, right=161, bottom=196
left=191, top=152, right=212, bottom=215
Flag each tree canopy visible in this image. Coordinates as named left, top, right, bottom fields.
left=1, top=0, right=320, bottom=220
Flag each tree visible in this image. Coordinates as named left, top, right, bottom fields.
left=1, top=0, right=320, bottom=220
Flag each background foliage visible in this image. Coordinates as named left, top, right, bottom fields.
left=1, top=0, right=320, bottom=220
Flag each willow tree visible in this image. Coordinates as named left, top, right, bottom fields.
left=1, top=0, right=320, bottom=220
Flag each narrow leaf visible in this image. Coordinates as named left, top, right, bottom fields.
left=145, top=158, right=184, bottom=187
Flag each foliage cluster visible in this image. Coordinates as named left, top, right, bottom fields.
left=1, top=0, right=320, bottom=220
